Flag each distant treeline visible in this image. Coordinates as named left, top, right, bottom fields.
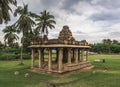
left=90, top=39, right=120, bottom=54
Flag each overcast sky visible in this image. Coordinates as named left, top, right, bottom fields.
left=0, top=0, right=120, bottom=43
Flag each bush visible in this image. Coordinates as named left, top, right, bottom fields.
left=0, top=53, right=31, bottom=60
left=0, top=47, right=31, bottom=60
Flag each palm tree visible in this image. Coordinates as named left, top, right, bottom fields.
left=0, top=41, right=4, bottom=48
left=13, top=4, right=36, bottom=65
left=35, top=10, right=56, bottom=38
left=14, top=4, right=36, bottom=39
left=0, top=0, right=17, bottom=24
left=2, top=26, right=19, bottom=47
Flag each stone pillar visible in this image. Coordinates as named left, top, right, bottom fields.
left=55, top=48, right=58, bottom=62
left=41, top=48, right=44, bottom=63
left=58, top=48, right=63, bottom=73
left=86, top=49, right=89, bottom=61
left=81, top=49, right=84, bottom=61
left=78, top=49, right=80, bottom=62
left=68, top=48, right=71, bottom=64
left=63, top=48, right=68, bottom=63
left=75, top=49, right=78, bottom=63
left=38, top=48, right=42, bottom=69
left=31, top=48, right=35, bottom=69
left=48, top=48, right=52, bottom=71
left=72, top=49, right=75, bottom=62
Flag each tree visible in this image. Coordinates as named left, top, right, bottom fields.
left=35, top=10, right=56, bottom=38
left=102, top=39, right=107, bottom=45
left=111, top=44, right=120, bottom=53
left=90, top=39, right=120, bottom=54
left=102, top=39, right=112, bottom=54
left=2, top=26, right=19, bottom=47
left=13, top=4, right=36, bottom=65
left=113, top=40, right=119, bottom=44
left=0, top=41, right=4, bottom=49
left=0, top=0, right=17, bottom=24
left=106, top=39, right=112, bottom=54
left=14, top=4, right=36, bottom=39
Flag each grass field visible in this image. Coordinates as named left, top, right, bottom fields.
left=0, top=54, right=120, bottom=87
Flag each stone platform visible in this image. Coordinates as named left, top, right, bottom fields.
left=30, top=61, right=94, bottom=76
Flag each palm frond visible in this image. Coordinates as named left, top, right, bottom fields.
left=0, top=0, right=17, bottom=24
left=35, top=10, right=56, bottom=36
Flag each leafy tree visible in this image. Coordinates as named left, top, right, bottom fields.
left=102, top=39, right=112, bottom=54
left=0, top=41, right=4, bottom=49
left=112, top=40, right=119, bottom=44
left=0, top=0, right=17, bottom=24
left=13, top=4, right=36, bottom=65
left=13, top=4, right=37, bottom=47
left=12, top=42, right=19, bottom=48
left=2, top=26, right=19, bottom=47
left=90, top=39, right=120, bottom=54
left=111, top=44, right=120, bottom=53
left=14, top=4, right=36, bottom=40
left=35, top=10, right=56, bottom=38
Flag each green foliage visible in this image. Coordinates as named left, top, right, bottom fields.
left=0, top=0, right=17, bottom=24
left=90, top=39, right=120, bottom=54
left=111, top=44, right=120, bottom=53
left=0, top=41, right=5, bottom=48
left=35, top=10, right=56, bottom=37
left=13, top=4, right=36, bottom=47
left=2, top=26, right=19, bottom=47
left=0, top=48, right=30, bottom=60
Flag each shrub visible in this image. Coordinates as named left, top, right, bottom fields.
left=0, top=53, right=30, bottom=60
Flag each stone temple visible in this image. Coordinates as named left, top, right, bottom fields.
left=29, top=25, right=93, bottom=74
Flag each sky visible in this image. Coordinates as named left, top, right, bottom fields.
left=0, top=0, right=120, bottom=43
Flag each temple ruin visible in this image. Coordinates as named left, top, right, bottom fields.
left=29, top=25, right=93, bottom=74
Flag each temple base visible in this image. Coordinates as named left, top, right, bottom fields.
left=30, top=61, right=94, bottom=76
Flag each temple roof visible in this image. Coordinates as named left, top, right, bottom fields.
left=58, top=25, right=75, bottom=41
left=30, top=25, right=89, bottom=47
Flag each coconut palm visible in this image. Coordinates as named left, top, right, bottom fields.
left=2, top=26, right=19, bottom=47
left=13, top=4, right=36, bottom=65
left=14, top=4, right=37, bottom=47
left=35, top=10, right=56, bottom=37
left=0, top=0, right=17, bottom=24
left=14, top=4, right=36, bottom=39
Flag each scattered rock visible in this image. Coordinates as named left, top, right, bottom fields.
left=94, top=59, right=101, bottom=62
left=14, top=71, right=20, bottom=75
left=103, top=66, right=109, bottom=72
left=24, top=73, right=30, bottom=78
left=92, top=71, right=96, bottom=75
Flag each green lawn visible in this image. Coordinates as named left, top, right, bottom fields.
left=0, top=54, right=120, bottom=87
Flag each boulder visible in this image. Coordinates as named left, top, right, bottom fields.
left=24, top=73, right=30, bottom=78
left=14, top=71, right=19, bottom=75
left=94, top=59, right=101, bottom=62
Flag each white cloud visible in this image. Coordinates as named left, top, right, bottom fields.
left=0, top=0, right=120, bottom=43
left=72, top=1, right=99, bottom=17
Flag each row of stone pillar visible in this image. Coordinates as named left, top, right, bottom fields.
left=68, top=48, right=89, bottom=64
left=31, top=48, right=89, bottom=73
left=31, top=48, right=63, bottom=72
